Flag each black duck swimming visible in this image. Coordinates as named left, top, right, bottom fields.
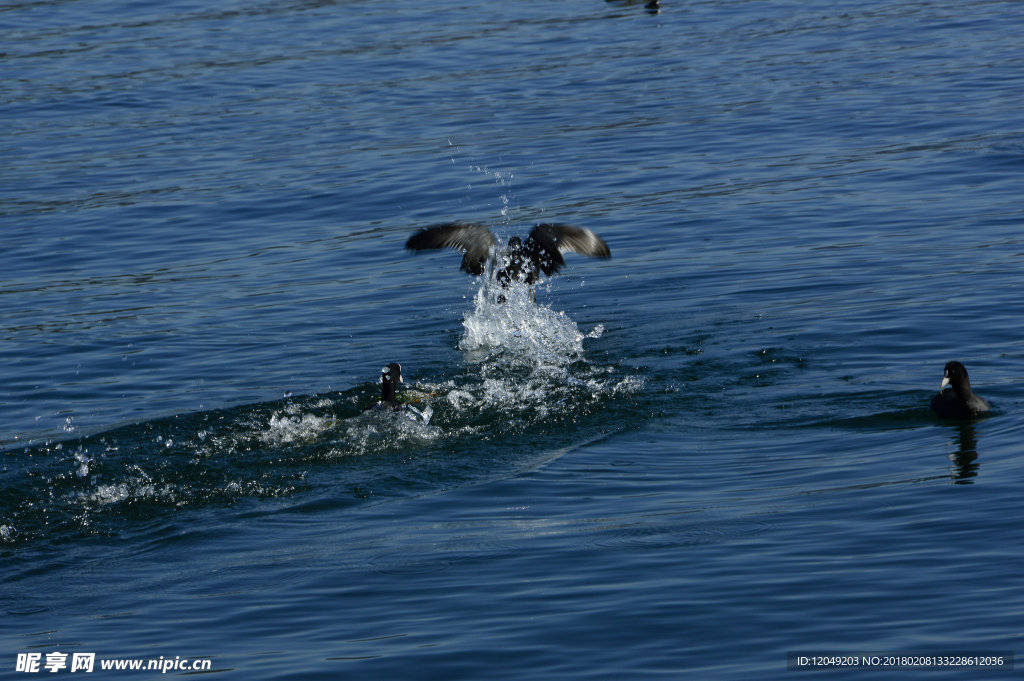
left=930, top=361, right=990, bottom=419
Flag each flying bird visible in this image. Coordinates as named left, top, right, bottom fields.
left=405, top=222, right=610, bottom=288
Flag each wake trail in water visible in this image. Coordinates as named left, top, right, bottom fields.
left=1, top=265, right=642, bottom=549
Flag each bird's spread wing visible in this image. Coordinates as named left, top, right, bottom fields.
left=525, top=224, right=611, bottom=276
left=405, top=222, right=496, bottom=275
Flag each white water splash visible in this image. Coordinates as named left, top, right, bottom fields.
left=332, top=405, right=440, bottom=457
left=459, top=262, right=601, bottom=368
left=446, top=262, right=639, bottom=425
left=259, top=396, right=437, bottom=458
left=86, top=466, right=171, bottom=506
left=263, top=407, right=337, bottom=446
left=74, top=448, right=91, bottom=478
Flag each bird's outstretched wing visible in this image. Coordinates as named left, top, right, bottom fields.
left=525, top=224, right=611, bottom=276
left=405, top=222, right=496, bottom=275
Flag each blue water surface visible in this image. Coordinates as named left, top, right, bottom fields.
left=3, top=0, right=1024, bottom=678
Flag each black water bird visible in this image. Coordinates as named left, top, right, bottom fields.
left=930, top=361, right=990, bottom=419
left=606, top=0, right=661, bottom=14
left=367, top=363, right=434, bottom=421
left=371, top=362, right=405, bottom=411
left=405, top=222, right=611, bottom=288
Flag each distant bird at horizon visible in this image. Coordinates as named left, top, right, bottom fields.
left=405, top=222, right=611, bottom=289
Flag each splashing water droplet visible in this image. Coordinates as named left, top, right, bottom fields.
left=445, top=258, right=640, bottom=431
left=459, top=259, right=589, bottom=369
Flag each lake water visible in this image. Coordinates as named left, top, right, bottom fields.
left=3, top=0, right=1023, bottom=678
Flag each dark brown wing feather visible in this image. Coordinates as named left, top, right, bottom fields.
left=405, top=223, right=496, bottom=275
left=525, top=224, right=611, bottom=276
